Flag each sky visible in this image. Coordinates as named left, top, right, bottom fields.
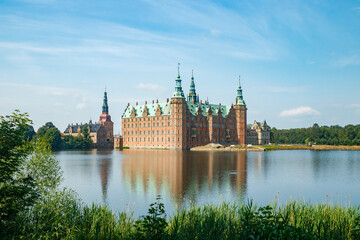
left=0, top=0, right=359, bottom=133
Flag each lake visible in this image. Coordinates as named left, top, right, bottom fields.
left=56, top=149, right=360, bottom=217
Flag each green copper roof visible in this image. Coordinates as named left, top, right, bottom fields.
left=187, top=70, right=199, bottom=103
left=186, top=101, right=231, bottom=118
left=122, top=102, right=171, bottom=118
left=173, top=64, right=185, bottom=98
left=122, top=100, right=232, bottom=119
left=236, top=76, right=246, bottom=105
left=102, top=90, right=109, bottom=113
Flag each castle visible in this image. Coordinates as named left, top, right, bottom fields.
left=247, top=120, right=271, bottom=145
left=63, top=90, right=114, bottom=148
left=121, top=66, right=248, bottom=150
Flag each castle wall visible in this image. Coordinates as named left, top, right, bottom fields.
left=122, top=99, right=247, bottom=149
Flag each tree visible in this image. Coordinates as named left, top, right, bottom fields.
left=0, top=111, right=78, bottom=239
left=43, top=127, right=62, bottom=150
left=37, top=122, right=56, bottom=137
left=25, top=125, right=35, bottom=141
left=0, top=111, right=39, bottom=232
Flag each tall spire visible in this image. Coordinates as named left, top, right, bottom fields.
left=236, top=75, right=246, bottom=105
left=187, top=69, right=198, bottom=103
left=102, top=88, right=109, bottom=113
left=173, top=63, right=185, bottom=98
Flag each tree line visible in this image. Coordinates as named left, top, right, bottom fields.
left=26, top=121, right=92, bottom=150
left=271, top=123, right=360, bottom=146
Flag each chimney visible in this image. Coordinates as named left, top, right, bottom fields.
left=156, top=99, right=158, bottom=103
left=127, top=103, right=130, bottom=107
left=200, top=100, right=202, bottom=104
left=152, top=100, right=154, bottom=104
left=166, top=98, right=169, bottom=103
left=145, top=101, right=147, bottom=105
left=136, top=102, right=138, bottom=106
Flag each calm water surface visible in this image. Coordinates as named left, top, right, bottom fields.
left=56, top=150, right=360, bottom=217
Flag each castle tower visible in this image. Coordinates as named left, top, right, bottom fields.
left=99, top=89, right=112, bottom=123
left=187, top=69, right=199, bottom=103
left=234, top=76, right=247, bottom=146
left=98, top=89, right=114, bottom=148
left=171, top=63, right=187, bottom=149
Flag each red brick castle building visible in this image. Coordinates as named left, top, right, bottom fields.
left=121, top=66, right=247, bottom=150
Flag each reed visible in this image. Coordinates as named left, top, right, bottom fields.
left=5, top=200, right=360, bottom=239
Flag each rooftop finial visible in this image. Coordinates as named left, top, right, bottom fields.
left=239, top=75, right=241, bottom=87
left=192, top=69, right=194, bottom=78
left=177, top=63, right=180, bottom=77
left=105, top=86, right=107, bottom=92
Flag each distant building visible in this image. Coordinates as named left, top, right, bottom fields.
left=246, top=120, right=270, bottom=145
left=114, top=134, right=123, bottom=149
left=63, top=90, right=114, bottom=148
left=121, top=66, right=247, bottom=150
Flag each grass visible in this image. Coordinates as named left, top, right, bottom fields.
left=115, top=146, right=130, bottom=150
left=4, top=200, right=360, bottom=239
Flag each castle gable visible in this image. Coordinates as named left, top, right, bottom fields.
left=122, top=101, right=171, bottom=118
left=186, top=101, right=231, bottom=118
left=64, top=123, right=101, bottom=134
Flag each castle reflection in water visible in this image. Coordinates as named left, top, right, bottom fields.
left=119, top=150, right=247, bottom=204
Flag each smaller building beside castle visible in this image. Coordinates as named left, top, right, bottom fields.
left=63, top=90, right=114, bottom=148
left=246, top=120, right=270, bottom=145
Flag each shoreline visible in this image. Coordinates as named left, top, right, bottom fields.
left=190, top=144, right=360, bottom=152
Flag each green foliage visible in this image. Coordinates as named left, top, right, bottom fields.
left=36, top=122, right=56, bottom=137
left=35, top=121, right=93, bottom=150
left=0, top=110, right=39, bottom=233
left=135, top=196, right=167, bottom=240
left=25, top=124, right=35, bottom=141
left=271, top=124, right=360, bottom=146
left=44, top=127, right=63, bottom=150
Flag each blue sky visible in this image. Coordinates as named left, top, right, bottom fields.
left=0, top=0, right=359, bottom=133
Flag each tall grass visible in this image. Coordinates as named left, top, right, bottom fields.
left=5, top=200, right=360, bottom=239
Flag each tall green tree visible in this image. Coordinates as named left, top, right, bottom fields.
left=0, top=111, right=39, bottom=232
left=37, top=122, right=56, bottom=137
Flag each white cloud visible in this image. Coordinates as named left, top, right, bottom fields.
left=334, top=55, right=360, bottom=67
left=352, top=7, right=360, bottom=12
left=280, top=106, right=320, bottom=117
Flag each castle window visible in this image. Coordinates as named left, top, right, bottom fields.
left=162, top=137, right=163, bottom=142
left=157, top=130, right=159, bottom=135
left=131, top=124, right=133, bottom=127
left=178, top=138, right=180, bottom=142
left=168, top=137, right=170, bottom=141
left=148, top=131, right=150, bottom=134
left=168, top=130, right=170, bottom=134
left=148, top=123, right=150, bottom=127
left=161, top=130, right=164, bottom=135
left=153, top=123, right=155, bottom=127
left=157, top=123, right=159, bottom=127
left=168, top=122, right=170, bottom=126
left=178, top=130, right=179, bottom=134
left=162, top=122, right=164, bottom=126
